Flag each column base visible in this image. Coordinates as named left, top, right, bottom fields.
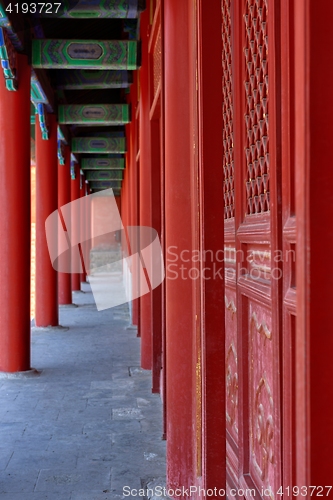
left=126, top=325, right=138, bottom=331
left=32, top=325, right=69, bottom=332
left=0, top=368, right=41, bottom=379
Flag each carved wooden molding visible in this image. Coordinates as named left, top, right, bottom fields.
left=225, top=295, right=237, bottom=317
left=251, top=311, right=271, bottom=341
left=253, top=377, right=274, bottom=483
left=226, top=343, right=238, bottom=433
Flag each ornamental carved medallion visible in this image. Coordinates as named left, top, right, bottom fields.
left=253, top=377, right=274, bottom=482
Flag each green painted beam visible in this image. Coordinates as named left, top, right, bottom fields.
left=85, top=170, right=124, bottom=181
left=72, top=137, right=127, bottom=154
left=58, top=104, right=130, bottom=125
left=56, top=70, right=133, bottom=90
left=32, top=40, right=140, bottom=70
left=81, top=158, right=125, bottom=170
left=89, top=181, right=122, bottom=189
left=0, top=27, right=18, bottom=91
left=36, top=0, right=145, bottom=19
left=31, top=69, right=54, bottom=111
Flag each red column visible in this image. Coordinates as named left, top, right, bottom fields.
left=139, top=9, right=153, bottom=370
left=71, top=163, right=81, bottom=291
left=35, top=113, right=59, bottom=327
left=197, top=0, right=225, bottom=491
left=58, top=145, right=72, bottom=305
left=84, top=182, right=91, bottom=277
left=0, top=55, right=31, bottom=372
left=295, top=0, right=333, bottom=486
left=164, top=0, right=195, bottom=489
left=80, top=173, right=86, bottom=284
left=129, top=77, right=140, bottom=328
left=151, top=120, right=163, bottom=390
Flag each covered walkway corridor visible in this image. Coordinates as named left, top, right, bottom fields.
left=0, top=0, right=333, bottom=498
left=0, top=284, right=167, bottom=499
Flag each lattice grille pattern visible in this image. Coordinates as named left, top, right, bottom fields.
left=153, top=30, right=162, bottom=97
left=222, top=0, right=234, bottom=219
left=244, top=0, right=270, bottom=215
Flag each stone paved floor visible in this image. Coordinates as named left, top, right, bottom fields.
left=0, top=283, right=167, bottom=500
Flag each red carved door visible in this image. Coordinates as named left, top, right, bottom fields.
left=223, top=0, right=288, bottom=496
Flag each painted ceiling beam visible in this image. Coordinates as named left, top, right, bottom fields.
left=81, top=158, right=125, bottom=170
left=0, top=28, right=18, bottom=90
left=56, top=69, right=133, bottom=90
left=31, top=68, right=54, bottom=112
left=58, top=104, right=131, bottom=126
left=35, top=0, right=145, bottom=19
left=58, top=125, right=69, bottom=145
left=85, top=170, right=124, bottom=181
left=71, top=152, right=79, bottom=164
left=32, top=39, right=140, bottom=70
left=58, top=104, right=130, bottom=125
left=89, top=180, right=122, bottom=189
left=72, top=137, right=127, bottom=154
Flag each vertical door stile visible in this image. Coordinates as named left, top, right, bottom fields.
left=280, top=0, right=297, bottom=490
left=231, top=0, right=283, bottom=497
left=223, top=0, right=239, bottom=493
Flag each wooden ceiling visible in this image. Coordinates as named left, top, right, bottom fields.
left=0, top=0, right=146, bottom=194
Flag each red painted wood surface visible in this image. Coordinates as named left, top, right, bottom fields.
left=226, top=0, right=283, bottom=496
left=150, top=119, right=162, bottom=391
left=71, top=164, right=81, bottom=291
left=0, top=54, right=31, bottom=371
left=83, top=183, right=91, bottom=275
left=148, top=1, right=164, bottom=394
left=139, top=9, right=153, bottom=372
left=164, top=0, right=196, bottom=489
left=58, top=145, right=73, bottom=305
left=35, top=113, right=59, bottom=327
left=80, top=172, right=86, bottom=283
left=295, top=0, right=333, bottom=488
left=149, top=0, right=167, bottom=426
left=127, top=73, right=140, bottom=329
left=197, top=0, right=226, bottom=493
left=281, top=0, right=297, bottom=490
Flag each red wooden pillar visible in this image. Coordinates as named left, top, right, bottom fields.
left=121, top=166, right=129, bottom=277
left=84, top=182, right=91, bottom=276
left=139, top=9, right=153, bottom=370
left=71, top=163, right=81, bottom=291
left=0, top=55, right=31, bottom=372
left=58, top=145, right=72, bottom=305
left=164, top=0, right=195, bottom=489
left=295, top=0, right=333, bottom=487
left=80, top=172, right=86, bottom=284
left=197, top=0, right=225, bottom=492
left=35, top=113, right=59, bottom=327
left=128, top=76, right=140, bottom=328
left=151, top=119, right=163, bottom=390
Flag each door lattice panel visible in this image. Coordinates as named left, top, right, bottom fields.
left=222, top=0, right=234, bottom=220
left=244, top=0, right=270, bottom=215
